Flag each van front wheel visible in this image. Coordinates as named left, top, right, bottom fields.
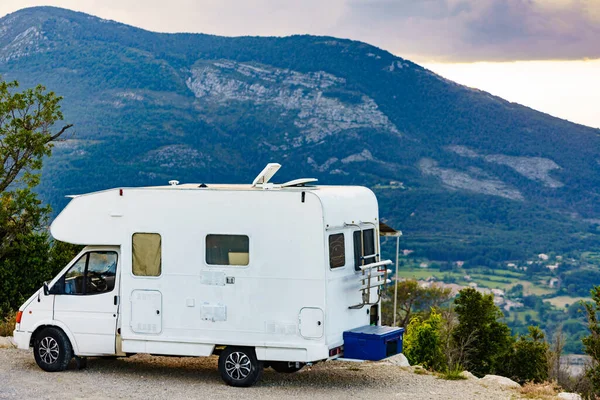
left=33, top=327, right=73, bottom=372
left=218, top=347, right=263, bottom=387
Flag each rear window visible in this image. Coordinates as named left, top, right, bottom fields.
left=206, top=234, right=250, bottom=266
left=329, top=233, right=345, bottom=268
left=354, top=229, right=376, bottom=271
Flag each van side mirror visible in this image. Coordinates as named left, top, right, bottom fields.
left=43, top=282, right=49, bottom=296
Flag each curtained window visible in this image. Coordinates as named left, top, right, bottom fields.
left=132, top=233, right=162, bottom=276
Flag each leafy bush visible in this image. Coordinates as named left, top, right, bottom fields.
left=403, top=309, right=446, bottom=371
left=0, top=237, right=80, bottom=317
left=0, top=232, right=51, bottom=316
left=501, top=326, right=549, bottom=384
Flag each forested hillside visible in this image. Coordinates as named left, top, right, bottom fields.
left=1, top=6, right=600, bottom=263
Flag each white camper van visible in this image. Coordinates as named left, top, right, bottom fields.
left=13, top=164, right=395, bottom=387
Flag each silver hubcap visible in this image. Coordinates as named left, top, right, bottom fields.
left=225, top=352, right=251, bottom=380
left=39, top=337, right=59, bottom=364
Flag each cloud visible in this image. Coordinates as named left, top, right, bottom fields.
left=458, top=0, right=600, bottom=60
left=337, top=0, right=600, bottom=61
left=0, top=0, right=598, bottom=61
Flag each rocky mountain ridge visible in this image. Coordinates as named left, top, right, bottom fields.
left=1, top=6, right=600, bottom=261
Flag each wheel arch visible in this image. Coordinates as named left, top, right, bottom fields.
left=30, top=321, right=79, bottom=355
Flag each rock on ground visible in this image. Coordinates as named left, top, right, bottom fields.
left=558, top=393, right=583, bottom=400
left=479, top=375, right=521, bottom=389
left=460, top=371, right=478, bottom=380
left=379, top=353, right=410, bottom=367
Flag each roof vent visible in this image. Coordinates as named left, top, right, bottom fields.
left=169, top=180, right=179, bottom=186
left=252, top=163, right=281, bottom=187
left=281, top=178, right=318, bottom=188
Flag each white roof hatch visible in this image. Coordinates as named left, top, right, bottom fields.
left=252, top=163, right=281, bottom=187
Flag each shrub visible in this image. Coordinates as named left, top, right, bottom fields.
left=439, top=364, right=467, bottom=380
left=0, top=310, right=16, bottom=337
left=502, top=326, right=549, bottom=384
left=0, top=238, right=81, bottom=318
left=404, top=309, right=446, bottom=371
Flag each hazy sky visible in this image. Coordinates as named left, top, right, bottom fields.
left=2, top=0, right=599, bottom=62
left=1, top=0, right=598, bottom=127
left=425, top=59, right=600, bottom=129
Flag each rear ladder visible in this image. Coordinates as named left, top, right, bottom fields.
left=347, top=222, right=392, bottom=309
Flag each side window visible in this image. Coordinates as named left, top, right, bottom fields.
left=329, top=233, right=345, bottom=269
left=354, top=229, right=376, bottom=271
left=206, top=234, right=249, bottom=266
left=63, top=255, right=87, bottom=295
left=132, top=233, right=162, bottom=276
left=87, top=252, right=118, bottom=294
left=51, top=251, right=118, bottom=295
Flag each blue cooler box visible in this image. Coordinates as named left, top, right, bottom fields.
left=343, top=325, right=405, bottom=361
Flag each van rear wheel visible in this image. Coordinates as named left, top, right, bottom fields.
left=270, top=361, right=305, bottom=373
left=33, top=327, right=73, bottom=372
left=218, top=347, right=263, bottom=387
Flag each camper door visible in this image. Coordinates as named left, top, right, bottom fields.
left=50, top=250, right=120, bottom=355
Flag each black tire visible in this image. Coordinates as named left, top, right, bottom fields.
left=33, top=327, right=73, bottom=372
left=218, top=347, right=263, bottom=387
left=270, top=361, right=305, bottom=374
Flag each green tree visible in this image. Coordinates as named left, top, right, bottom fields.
left=582, top=286, right=600, bottom=396
left=452, top=288, right=512, bottom=377
left=382, top=280, right=452, bottom=327
left=0, top=78, right=73, bottom=316
left=502, top=326, right=549, bottom=384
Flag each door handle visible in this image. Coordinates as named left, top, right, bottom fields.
left=114, top=295, right=118, bottom=305
left=156, top=310, right=160, bottom=315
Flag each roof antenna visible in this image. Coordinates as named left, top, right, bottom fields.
left=252, top=163, right=281, bottom=187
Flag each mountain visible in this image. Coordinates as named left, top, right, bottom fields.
left=2, top=6, right=600, bottom=262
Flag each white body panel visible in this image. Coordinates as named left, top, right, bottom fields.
left=15, top=184, right=383, bottom=362
left=53, top=291, right=118, bottom=355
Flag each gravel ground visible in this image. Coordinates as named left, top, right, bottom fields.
left=0, top=348, right=521, bottom=400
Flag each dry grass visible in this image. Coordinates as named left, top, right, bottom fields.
left=0, top=311, right=16, bottom=337
left=413, top=366, right=429, bottom=375
left=519, top=381, right=561, bottom=399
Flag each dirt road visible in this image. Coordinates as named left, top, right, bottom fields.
left=0, top=348, right=518, bottom=399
